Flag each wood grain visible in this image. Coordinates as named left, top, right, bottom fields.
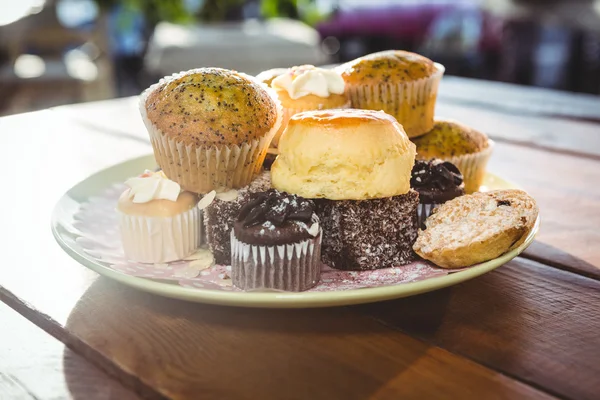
left=52, top=278, right=553, bottom=400
left=0, top=302, right=139, bottom=400
left=488, top=141, right=600, bottom=269
left=523, top=241, right=600, bottom=281
left=357, top=258, right=600, bottom=400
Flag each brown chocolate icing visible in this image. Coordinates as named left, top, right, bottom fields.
left=411, top=159, right=465, bottom=203
left=234, top=190, right=318, bottom=246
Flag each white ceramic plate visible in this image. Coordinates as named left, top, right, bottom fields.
left=51, top=154, right=538, bottom=308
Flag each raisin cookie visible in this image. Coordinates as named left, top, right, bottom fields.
left=413, top=189, right=538, bottom=268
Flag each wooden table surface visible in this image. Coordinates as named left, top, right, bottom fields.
left=1, top=76, right=599, bottom=400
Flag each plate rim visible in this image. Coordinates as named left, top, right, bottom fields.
left=51, top=154, right=539, bottom=308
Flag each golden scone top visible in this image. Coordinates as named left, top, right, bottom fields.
left=272, top=109, right=416, bottom=200
left=289, top=108, right=399, bottom=127
left=336, top=50, right=436, bottom=85
left=144, top=68, right=278, bottom=147
left=413, top=119, right=490, bottom=158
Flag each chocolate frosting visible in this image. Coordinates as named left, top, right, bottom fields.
left=411, top=160, right=463, bottom=191
left=411, top=159, right=465, bottom=204
left=234, top=190, right=319, bottom=245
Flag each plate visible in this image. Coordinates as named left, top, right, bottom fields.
left=51, top=154, right=539, bottom=308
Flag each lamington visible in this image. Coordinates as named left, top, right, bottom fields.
left=203, top=171, right=271, bottom=265
left=315, top=190, right=419, bottom=270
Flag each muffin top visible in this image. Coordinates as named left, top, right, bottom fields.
left=271, top=65, right=345, bottom=100
left=411, top=159, right=465, bottom=203
left=144, top=68, right=279, bottom=147
left=271, top=109, right=416, bottom=200
left=117, top=170, right=199, bottom=217
left=336, top=50, right=437, bottom=85
left=255, top=68, right=288, bottom=86
left=413, top=119, right=489, bottom=158
left=234, top=189, right=320, bottom=246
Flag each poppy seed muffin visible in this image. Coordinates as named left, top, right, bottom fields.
left=413, top=119, right=493, bottom=193
left=336, top=50, right=444, bottom=138
left=140, top=68, right=283, bottom=193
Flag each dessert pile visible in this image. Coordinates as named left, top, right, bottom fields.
left=116, top=50, right=538, bottom=292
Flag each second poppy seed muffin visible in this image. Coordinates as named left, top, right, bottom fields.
left=413, top=119, right=493, bottom=193
left=336, top=50, right=444, bottom=138
left=140, top=68, right=282, bottom=193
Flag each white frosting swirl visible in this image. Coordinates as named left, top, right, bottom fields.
left=271, top=66, right=345, bottom=100
left=125, top=170, right=181, bottom=203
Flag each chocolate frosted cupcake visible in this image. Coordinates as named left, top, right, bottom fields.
left=231, top=190, right=321, bottom=292
left=411, top=159, right=465, bottom=228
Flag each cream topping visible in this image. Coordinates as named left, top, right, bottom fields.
left=271, top=66, right=345, bottom=100
left=125, top=170, right=181, bottom=203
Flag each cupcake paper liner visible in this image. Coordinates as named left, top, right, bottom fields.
left=417, top=202, right=438, bottom=229
left=118, top=206, right=201, bottom=264
left=230, top=231, right=322, bottom=292
left=345, top=63, right=444, bottom=138
left=139, top=70, right=283, bottom=194
left=272, top=100, right=352, bottom=147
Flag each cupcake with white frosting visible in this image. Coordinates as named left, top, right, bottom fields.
left=268, top=65, right=350, bottom=147
left=117, top=170, right=201, bottom=263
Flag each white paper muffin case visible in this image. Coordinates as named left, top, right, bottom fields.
left=118, top=206, right=201, bottom=264
left=416, top=202, right=439, bottom=230
left=344, top=63, right=444, bottom=138
left=230, top=231, right=322, bottom=292
left=139, top=70, right=283, bottom=194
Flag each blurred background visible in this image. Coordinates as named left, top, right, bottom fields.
left=1, top=0, right=599, bottom=116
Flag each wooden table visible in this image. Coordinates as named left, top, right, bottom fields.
left=1, top=76, right=599, bottom=400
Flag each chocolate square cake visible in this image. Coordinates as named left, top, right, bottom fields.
left=315, top=190, right=419, bottom=270
left=203, top=171, right=271, bottom=265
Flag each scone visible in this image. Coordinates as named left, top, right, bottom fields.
left=413, top=119, right=493, bottom=193
left=272, top=109, right=419, bottom=270
left=269, top=65, right=350, bottom=147
left=231, top=190, right=321, bottom=292
left=336, top=50, right=444, bottom=137
left=140, top=68, right=282, bottom=193
left=272, top=109, right=415, bottom=200
left=413, top=189, right=538, bottom=268
left=117, top=170, right=201, bottom=263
